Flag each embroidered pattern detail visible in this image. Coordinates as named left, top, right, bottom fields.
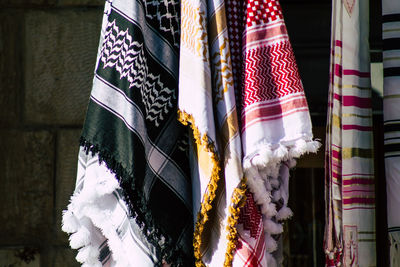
left=238, top=191, right=263, bottom=238
left=243, top=41, right=303, bottom=106
left=344, top=0, right=356, bottom=16
left=343, top=225, right=359, bottom=266
left=211, top=38, right=234, bottom=104
left=141, top=0, right=180, bottom=47
left=100, top=20, right=175, bottom=127
left=246, top=0, right=283, bottom=26
left=181, top=0, right=209, bottom=62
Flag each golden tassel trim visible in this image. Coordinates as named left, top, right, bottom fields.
left=178, top=109, right=221, bottom=267
left=223, top=177, right=247, bottom=267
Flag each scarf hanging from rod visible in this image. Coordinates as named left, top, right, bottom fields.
left=178, top=0, right=247, bottom=265
left=225, top=0, right=320, bottom=266
left=324, top=0, right=376, bottom=266
left=382, top=0, right=400, bottom=266
left=62, top=0, right=194, bottom=265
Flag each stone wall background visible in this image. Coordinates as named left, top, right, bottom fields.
left=0, top=0, right=385, bottom=266
left=0, top=1, right=103, bottom=266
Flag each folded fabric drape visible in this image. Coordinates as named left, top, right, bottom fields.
left=178, top=0, right=246, bottom=265
left=62, top=0, right=318, bottom=266
left=382, top=0, right=400, bottom=266
left=324, top=0, right=376, bottom=266
left=229, top=0, right=320, bottom=266
left=62, top=0, right=194, bottom=265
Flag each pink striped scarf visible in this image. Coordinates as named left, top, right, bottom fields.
left=226, top=0, right=319, bottom=266
left=324, top=0, right=376, bottom=266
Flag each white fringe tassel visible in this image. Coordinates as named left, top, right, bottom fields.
left=61, top=157, right=130, bottom=267
left=244, top=139, right=320, bottom=263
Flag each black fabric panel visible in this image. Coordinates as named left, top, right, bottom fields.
left=383, top=38, right=400, bottom=51
left=384, top=122, right=400, bottom=133
left=384, top=67, right=400, bottom=77
left=383, top=13, right=400, bottom=23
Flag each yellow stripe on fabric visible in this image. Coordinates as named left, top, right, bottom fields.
left=220, top=109, right=239, bottom=151
left=342, top=113, right=372, bottom=118
left=343, top=195, right=375, bottom=199
left=332, top=114, right=341, bottom=128
left=178, top=110, right=221, bottom=267
left=383, top=56, right=400, bottom=61
left=383, top=28, right=400, bottom=32
left=334, top=83, right=371, bottom=90
left=342, top=148, right=373, bottom=159
left=208, top=4, right=227, bottom=41
left=384, top=94, right=400, bottom=99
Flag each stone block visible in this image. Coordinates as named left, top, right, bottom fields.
left=0, top=10, right=23, bottom=127
left=55, top=129, right=81, bottom=244
left=0, top=0, right=56, bottom=7
left=0, top=130, right=55, bottom=245
left=53, top=247, right=80, bottom=267
left=0, top=247, right=40, bottom=267
left=24, top=9, right=103, bottom=125
left=39, top=246, right=79, bottom=267
left=57, top=0, right=104, bottom=6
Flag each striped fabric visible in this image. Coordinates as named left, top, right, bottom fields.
left=62, top=149, right=159, bottom=267
left=382, top=0, right=400, bottom=266
left=225, top=0, right=320, bottom=266
left=178, top=0, right=246, bottom=266
left=324, top=0, right=376, bottom=266
left=62, top=0, right=194, bottom=265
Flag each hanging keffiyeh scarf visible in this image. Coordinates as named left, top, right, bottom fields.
left=225, top=0, right=320, bottom=266
left=324, top=0, right=376, bottom=266
left=382, top=0, right=400, bottom=266
left=62, top=0, right=195, bottom=265
left=178, top=0, right=247, bottom=266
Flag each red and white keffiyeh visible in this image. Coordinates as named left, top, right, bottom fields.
left=226, top=0, right=320, bottom=266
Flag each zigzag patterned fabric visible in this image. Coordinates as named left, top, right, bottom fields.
left=62, top=0, right=195, bottom=265
left=383, top=0, right=400, bottom=266
left=324, top=0, right=376, bottom=266
left=225, top=0, right=320, bottom=266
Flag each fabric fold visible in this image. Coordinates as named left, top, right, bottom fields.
left=62, top=0, right=194, bottom=265
left=225, top=0, right=320, bottom=265
left=324, top=0, right=376, bottom=266
left=178, top=0, right=247, bottom=266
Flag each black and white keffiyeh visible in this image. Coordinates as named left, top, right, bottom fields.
left=62, top=0, right=194, bottom=266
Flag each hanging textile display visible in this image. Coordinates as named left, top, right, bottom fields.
left=324, top=0, right=376, bottom=266
left=178, top=0, right=247, bottom=265
left=62, top=0, right=194, bottom=265
left=62, top=0, right=320, bottom=265
left=224, top=0, right=320, bottom=266
left=382, top=0, right=400, bottom=265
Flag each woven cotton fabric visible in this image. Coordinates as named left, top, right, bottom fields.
left=225, top=0, right=320, bottom=266
left=382, top=0, right=400, bottom=266
left=62, top=0, right=194, bottom=265
left=178, top=0, right=247, bottom=265
left=62, top=0, right=319, bottom=265
left=324, top=0, right=376, bottom=266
